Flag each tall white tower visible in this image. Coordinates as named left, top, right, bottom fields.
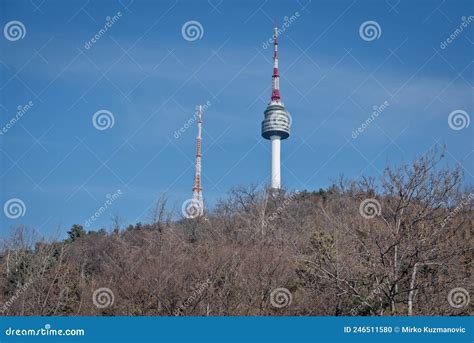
left=261, top=24, right=291, bottom=189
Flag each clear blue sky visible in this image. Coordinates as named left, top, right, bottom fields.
left=0, top=0, right=472, bottom=238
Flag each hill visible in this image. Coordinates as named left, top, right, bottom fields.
left=1, top=147, right=472, bottom=316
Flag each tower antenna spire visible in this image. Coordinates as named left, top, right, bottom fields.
left=271, top=19, right=280, bottom=102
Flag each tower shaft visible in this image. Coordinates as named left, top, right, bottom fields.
left=192, top=105, right=203, bottom=204
left=271, top=135, right=281, bottom=189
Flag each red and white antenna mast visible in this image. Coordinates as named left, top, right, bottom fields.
left=192, top=105, right=203, bottom=208
left=271, top=21, right=280, bottom=102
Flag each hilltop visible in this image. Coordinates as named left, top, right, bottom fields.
left=1, top=148, right=472, bottom=316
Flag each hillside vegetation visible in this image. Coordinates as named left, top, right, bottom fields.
left=1, top=147, right=472, bottom=316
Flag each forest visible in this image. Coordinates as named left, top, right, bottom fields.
left=0, top=147, right=472, bottom=316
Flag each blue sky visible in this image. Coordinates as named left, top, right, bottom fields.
left=0, top=0, right=472, bottom=238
